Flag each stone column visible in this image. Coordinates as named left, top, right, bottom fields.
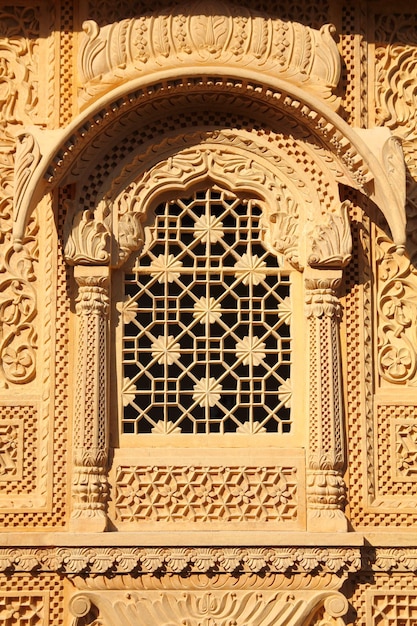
left=70, top=266, right=110, bottom=532
left=305, top=268, right=347, bottom=532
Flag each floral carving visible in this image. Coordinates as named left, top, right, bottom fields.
left=193, top=297, right=222, bottom=325
left=192, top=377, right=223, bottom=408
left=115, top=465, right=300, bottom=525
left=0, top=7, right=41, bottom=388
left=234, top=253, right=267, bottom=285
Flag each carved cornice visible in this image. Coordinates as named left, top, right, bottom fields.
left=78, top=2, right=341, bottom=110
left=5, top=546, right=417, bottom=575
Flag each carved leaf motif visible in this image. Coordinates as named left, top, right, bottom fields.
left=78, top=7, right=342, bottom=108
left=190, top=12, right=230, bottom=55
left=307, top=201, right=352, bottom=268
left=69, top=590, right=349, bottom=626
left=65, top=209, right=110, bottom=265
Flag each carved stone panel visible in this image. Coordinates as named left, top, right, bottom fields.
left=69, top=589, right=349, bottom=626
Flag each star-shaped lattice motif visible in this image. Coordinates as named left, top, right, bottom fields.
left=192, top=377, right=223, bottom=407
left=234, top=253, right=267, bottom=285
left=122, top=378, right=138, bottom=407
left=235, top=336, right=266, bottom=367
left=149, top=254, right=183, bottom=283
left=277, top=378, right=292, bottom=408
left=151, top=335, right=181, bottom=365
left=193, top=214, right=224, bottom=243
left=193, top=296, right=223, bottom=324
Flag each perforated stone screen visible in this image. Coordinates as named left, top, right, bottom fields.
left=121, top=188, right=292, bottom=435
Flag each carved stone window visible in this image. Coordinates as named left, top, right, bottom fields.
left=120, top=187, right=292, bottom=436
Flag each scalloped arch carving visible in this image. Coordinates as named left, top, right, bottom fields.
left=64, top=134, right=352, bottom=270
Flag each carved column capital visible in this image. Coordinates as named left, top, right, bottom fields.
left=305, top=269, right=343, bottom=319
left=75, top=272, right=110, bottom=317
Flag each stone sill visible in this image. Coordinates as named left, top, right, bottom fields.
left=0, top=531, right=364, bottom=547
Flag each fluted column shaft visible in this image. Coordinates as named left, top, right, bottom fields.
left=305, top=269, right=347, bottom=532
left=71, top=266, right=110, bottom=532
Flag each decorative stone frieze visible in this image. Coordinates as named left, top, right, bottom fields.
left=0, top=546, right=362, bottom=576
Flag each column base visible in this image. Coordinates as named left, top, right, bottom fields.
left=70, top=511, right=109, bottom=533
left=307, top=507, right=349, bottom=533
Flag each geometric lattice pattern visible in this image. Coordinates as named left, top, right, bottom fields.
left=368, top=591, right=417, bottom=625
left=0, top=593, right=47, bottom=626
left=376, top=405, right=417, bottom=499
left=0, top=573, right=64, bottom=626
left=115, top=464, right=300, bottom=526
left=122, top=188, right=292, bottom=434
left=0, top=406, right=36, bottom=497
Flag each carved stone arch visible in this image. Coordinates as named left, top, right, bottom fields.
left=13, top=78, right=406, bottom=252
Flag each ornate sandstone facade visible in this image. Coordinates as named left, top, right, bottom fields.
left=1, top=0, right=417, bottom=623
